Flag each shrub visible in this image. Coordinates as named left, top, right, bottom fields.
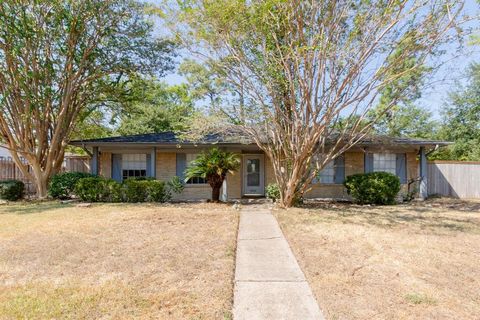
left=167, top=176, right=185, bottom=194
left=103, top=179, right=123, bottom=202
left=123, top=179, right=148, bottom=202
left=74, top=177, right=107, bottom=202
left=344, top=172, right=401, bottom=205
left=145, top=180, right=167, bottom=202
left=48, top=172, right=95, bottom=199
left=265, top=183, right=280, bottom=202
left=74, top=176, right=184, bottom=203
left=0, top=179, right=25, bottom=201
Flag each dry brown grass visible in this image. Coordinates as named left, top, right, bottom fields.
left=275, top=198, right=480, bottom=320
left=0, top=201, right=238, bottom=319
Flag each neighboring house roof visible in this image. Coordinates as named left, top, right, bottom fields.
left=70, top=131, right=451, bottom=148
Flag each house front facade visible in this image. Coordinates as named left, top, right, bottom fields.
left=70, top=132, right=449, bottom=201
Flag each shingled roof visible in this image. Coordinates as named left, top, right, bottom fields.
left=70, top=131, right=451, bottom=147
left=69, top=131, right=251, bottom=146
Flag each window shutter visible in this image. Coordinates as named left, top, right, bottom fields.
left=396, top=153, right=407, bottom=184
left=334, top=154, right=345, bottom=184
left=111, top=154, right=122, bottom=182
left=364, top=153, right=373, bottom=173
left=176, top=153, right=187, bottom=181
left=146, top=154, right=152, bottom=177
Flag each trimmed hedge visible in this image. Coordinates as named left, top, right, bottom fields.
left=0, top=179, right=25, bottom=201
left=344, top=172, right=401, bottom=205
left=48, top=172, right=96, bottom=199
left=74, top=176, right=183, bottom=203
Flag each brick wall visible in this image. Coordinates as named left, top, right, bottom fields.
left=156, top=152, right=176, bottom=181
left=265, top=156, right=275, bottom=185
left=97, top=149, right=420, bottom=201
left=99, top=152, right=111, bottom=178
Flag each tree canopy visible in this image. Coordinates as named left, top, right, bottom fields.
left=116, top=80, right=195, bottom=135
left=434, top=63, right=480, bottom=160
left=173, top=0, right=465, bottom=207
left=0, top=0, right=175, bottom=196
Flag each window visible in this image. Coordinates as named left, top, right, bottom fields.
left=122, top=154, right=146, bottom=180
left=373, top=153, right=396, bottom=175
left=185, top=153, right=207, bottom=185
left=312, top=155, right=345, bottom=185
left=318, top=160, right=335, bottom=184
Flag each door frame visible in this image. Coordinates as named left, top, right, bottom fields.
left=242, top=154, right=265, bottom=196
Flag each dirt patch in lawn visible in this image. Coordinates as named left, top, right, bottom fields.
left=0, top=202, right=238, bottom=319
left=275, top=199, right=480, bottom=319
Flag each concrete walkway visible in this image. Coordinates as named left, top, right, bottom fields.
left=233, top=207, right=324, bottom=320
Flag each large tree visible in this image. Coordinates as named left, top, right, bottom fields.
left=369, top=103, right=438, bottom=138
left=0, top=0, right=175, bottom=197
left=115, top=79, right=194, bottom=135
left=434, top=63, right=480, bottom=160
left=368, top=38, right=438, bottom=139
left=173, top=0, right=464, bottom=207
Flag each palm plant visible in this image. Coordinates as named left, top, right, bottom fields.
left=185, top=148, right=240, bottom=202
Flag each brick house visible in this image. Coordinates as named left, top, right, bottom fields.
left=70, top=132, right=449, bottom=201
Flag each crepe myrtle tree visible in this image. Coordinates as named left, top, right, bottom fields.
left=185, top=148, right=240, bottom=202
left=0, top=0, right=175, bottom=197
left=173, top=0, right=465, bottom=207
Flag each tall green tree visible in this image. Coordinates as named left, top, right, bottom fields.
left=116, top=80, right=194, bottom=135
left=368, top=33, right=438, bottom=138
left=0, top=0, right=175, bottom=197
left=369, top=103, right=438, bottom=138
left=173, top=0, right=464, bottom=207
left=435, top=63, right=480, bottom=160
left=178, top=59, right=227, bottom=109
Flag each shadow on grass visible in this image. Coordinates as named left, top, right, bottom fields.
left=295, top=201, right=480, bottom=234
left=0, top=201, right=73, bottom=215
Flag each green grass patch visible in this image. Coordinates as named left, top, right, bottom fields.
left=405, top=292, right=437, bottom=305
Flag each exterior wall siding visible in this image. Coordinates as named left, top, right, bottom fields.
left=97, top=149, right=420, bottom=201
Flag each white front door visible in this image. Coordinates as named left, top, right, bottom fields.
left=243, top=155, right=265, bottom=196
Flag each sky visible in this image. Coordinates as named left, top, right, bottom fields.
left=153, top=0, right=480, bottom=120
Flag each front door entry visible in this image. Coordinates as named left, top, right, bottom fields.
left=243, top=155, right=264, bottom=196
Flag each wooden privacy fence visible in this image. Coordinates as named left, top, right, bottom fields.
left=0, top=156, right=90, bottom=194
left=428, top=161, right=480, bottom=199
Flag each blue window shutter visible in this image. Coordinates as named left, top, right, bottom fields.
left=146, top=153, right=152, bottom=177
left=364, top=153, right=373, bottom=173
left=334, top=154, right=345, bottom=184
left=176, top=153, right=187, bottom=181
left=111, top=154, right=122, bottom=182
left=396, top=153, right=407, bottom=183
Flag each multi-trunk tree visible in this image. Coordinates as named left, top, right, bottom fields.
left=174, top=0, right=465, bottom=207
left=0, top=0, right=175, bottom=197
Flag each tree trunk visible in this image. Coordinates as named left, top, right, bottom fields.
left=211, top=186, right=221, bottom=202
left=35, top=176, right=49, bottom=199
left=30, top=161, right=51, bottom=199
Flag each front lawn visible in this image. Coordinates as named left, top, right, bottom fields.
left=0, top=202, right=238, bottom=319
left=276, top=199, right=480, bottom=319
